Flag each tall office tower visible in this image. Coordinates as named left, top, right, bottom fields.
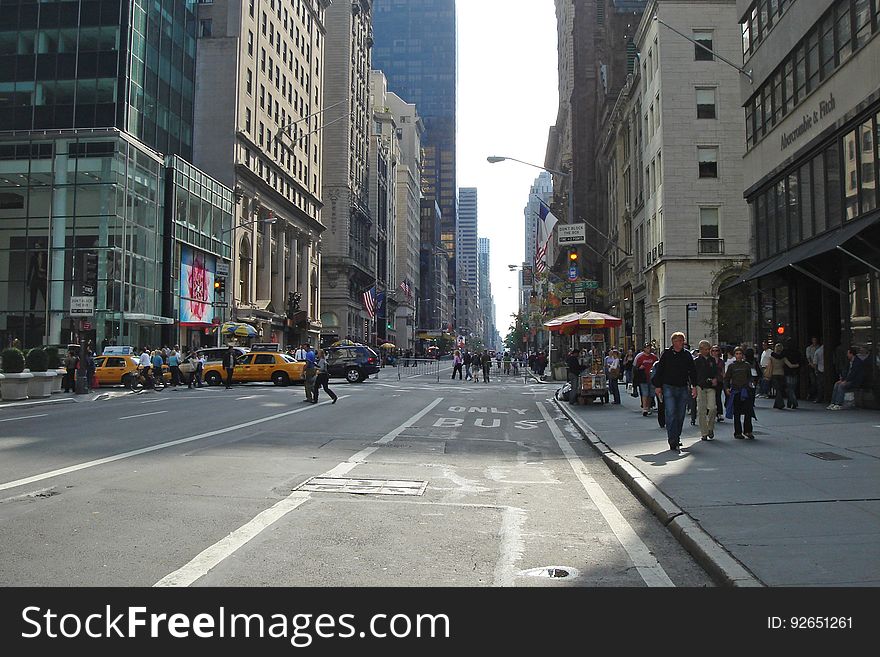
left=524, top=172, right=554, bottom=268
left=0, top=0, right=197, bottom=159
left=193, top=0, right=330, bottom=347
left=372, top=0, right=457, bottom=269
left=319, top=0, right=374, bottom=343
left=478, top=237, right=493, bottom=348
left=386, top=91, right=425, bottom=353
left=0, top=0, right=234, bottom=351
left=455, top=187, right=478, bottom=336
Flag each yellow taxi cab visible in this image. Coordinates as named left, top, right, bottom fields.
left=202, top=351, right=306, bottom=386
left=92, top=355, right=171, bottom=386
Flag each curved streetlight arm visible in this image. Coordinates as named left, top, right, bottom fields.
left=487, top=155, right=569, bottom=179
left=221, top=216, right=276, bottom=236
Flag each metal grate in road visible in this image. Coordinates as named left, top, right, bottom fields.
left=295, top=477, right=428, bottom=496
left=807, top=451, right=852, bottom=461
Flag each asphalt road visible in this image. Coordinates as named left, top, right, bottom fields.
left=0, top=369, right=714, bottom=587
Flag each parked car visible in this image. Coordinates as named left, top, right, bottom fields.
left=325, top=345, right=380, bottom=383
left=202, top=351, right=306, bottom=386
left=196, top=346, right=250, bottom=364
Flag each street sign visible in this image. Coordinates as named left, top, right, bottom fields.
left=214, top=302, right=228, bottom=308
left=557, top=223, right=586, bottom=245
left=583, top=280, right=599, bottom=289
left=568, top=265, right=578, bottom=281
left=81, top=321, right=92, bottom=331
left=520, top=265, right=533, bottom=287
left=216, top=262, right=230, bottom=276
left=687, top=303, right=698, bottom=311
left=562, top=294, right=587, bottom=305
left=70, top=296, right=95, bottom=317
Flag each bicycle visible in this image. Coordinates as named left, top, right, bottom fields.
left=124, top=367, right=165, bottom=391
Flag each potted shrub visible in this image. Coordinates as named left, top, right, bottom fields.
left=26, top=347, right=56, bottom=399
left=44, top=347, right=65, bottom=393
left=552, top=360, right=568, bottom=381
left=0, top=348, right=32, bottom=401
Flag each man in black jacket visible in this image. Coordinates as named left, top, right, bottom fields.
left=653, top=332, right=697, bottom=451
left=693, top=340, right=719, bottom=440
left=566, top=348, right=585, bottom=404
left=222, top=345, right=237, bottom=390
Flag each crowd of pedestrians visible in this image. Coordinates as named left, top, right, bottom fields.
left=449, top=348, right=531, bottom=383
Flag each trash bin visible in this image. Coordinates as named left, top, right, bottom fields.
left=75, top=375, right=89, bottom=394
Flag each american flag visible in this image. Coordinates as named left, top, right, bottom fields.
left=398, top=279, right=413, bottom=299
left=363, top=286, right=377, bottom=319
left=534, top=198, right=559, bottom=273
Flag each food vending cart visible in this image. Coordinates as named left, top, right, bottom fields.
left=544, top=311, right=623, bottom=406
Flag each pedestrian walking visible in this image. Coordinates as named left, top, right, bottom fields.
left=293, top=343, right=309, bottom=361
left=481, top=351, right=491, bottom=383
left=725, top=347, right=756, bottom=439
left=710, top=345, right=726, bottom=423
left=765, top=343, right=788, bottom=409
left=535, top=351, right=547, bottom=378
left=623, top=348, right=635, bottom=391
left=566, top=348, right=585, bottom=405
left=168, top=348, right=181, bottom=386
left=758, top=341, right=773, bottom=398
left=313, top=349, right=338, bottom=404
left=463, top=350, right=473, bottom=380
left=303, top=345, right=317, bottom=402
left=605, top=348, right=621, bottom=404
left=782, top=341, right=802, bottom=409
left=827, top=347, right=865, bottom=410
left=652, top=332, right=697, bottom=452
left=222, top=345, right=236, bottom=389
left=503, top=351, right=512, bottom=375
left=813, top=340, right=826, bottom=403
left=806, top=337, right=820, bottom=402
left=63, top=349, right=77, bottom=392
left=633, top=343, right=658, bottom=416
left=451, top=349, right=463, bottom=380
left=693, top=340, right=719, bottom=440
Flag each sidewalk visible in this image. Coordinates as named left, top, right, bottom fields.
left=551, top=378, right=880, bottom=587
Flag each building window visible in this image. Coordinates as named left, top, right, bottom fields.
left=246, top=69, right=252, bottom=95
left=700, top=207, right=719, bottom=238
left=860, top=119, right=877, bottom=215
left=698, top=147, right=718, bottom=178
left=694, top=30, right=714, bottom=60
left=199, top=20, right=212, bottom=38
left=248, top=31, right=254, bottom=56
left=696, top=88, right=716, bottom=119
left=844, top=129, right=859, bottom=220
left=245, top=108, right=251, bottom=133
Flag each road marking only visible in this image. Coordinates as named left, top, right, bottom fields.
left=155, top=397, right=444, bottom=587
left=0, top=398, right=346, bottom=493
left=118, top=411, right=168, bottom=420
left=536, top=402, right=675, bottom=588
left=0, top=414, right=48, bottom=423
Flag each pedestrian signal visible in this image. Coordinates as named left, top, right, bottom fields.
left=776, top=323, right=785, bottom=335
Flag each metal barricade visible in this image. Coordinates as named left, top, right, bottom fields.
left=397, top=358, right=441, bottom=383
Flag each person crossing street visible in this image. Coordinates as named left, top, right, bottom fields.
left=222, top=345, right=236, bottom=390
left=313, top=348, right=338, bottom=404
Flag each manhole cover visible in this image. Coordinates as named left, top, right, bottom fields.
left=807, top=452, right=851, bottom=461
left=295, top=477, right=428, bottom=496
left=518, top=566, right=579, bottom=579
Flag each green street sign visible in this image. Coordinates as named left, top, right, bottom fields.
left=583, top=280, right=599, bottom=289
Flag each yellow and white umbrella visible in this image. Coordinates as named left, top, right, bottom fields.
left=217, top=322, right=258, bottom=338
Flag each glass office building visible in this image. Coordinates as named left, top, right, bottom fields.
left=0, top=0, right=197, bottom=160
left=372, top=0, right=457, bottom=263
left=0, top=130, right=166, bottom=350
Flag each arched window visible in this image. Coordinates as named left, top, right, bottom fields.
left=239, top=236, right=252, bottom=304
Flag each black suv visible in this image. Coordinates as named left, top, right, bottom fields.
left=325, top=345, right=380, bottom=383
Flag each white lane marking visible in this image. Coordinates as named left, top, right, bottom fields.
left=536, top=402, right=675, bottom=588
left=140, top=399, right=163, bottom=404
left=155, top=397, right=444, bottom=587
left=118, top=411, right=168, bottom=420
left=236, top=395, right=260, bottom=400
left=154, top=492, right=312, bottom=587
left=0, top=398, right=347, bottom=493
left=0, top=414, right=48, bottom=423
left=493, top=506, right=527, bottom=587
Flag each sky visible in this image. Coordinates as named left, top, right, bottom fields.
left=456, top=0, right=559, bottom=344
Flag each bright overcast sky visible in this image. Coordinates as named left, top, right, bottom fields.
left=456, top=0, right=559, bottom=345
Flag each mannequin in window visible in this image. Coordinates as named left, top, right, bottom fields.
left=28, top=245, right=48, bottom=311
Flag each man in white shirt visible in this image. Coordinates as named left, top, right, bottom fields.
left=293, top=343, right=309, bottom=361
left=806, top=337, right=819, bottom=401
left=759, top=341, right=772, bottom=397
left=138, top=347, right=151, bottom=375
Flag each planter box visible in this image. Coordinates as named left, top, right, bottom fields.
left=27, top=371, right=57, bottom=399
left=53, top=368, right=66, bottom=393
left=1, top=372, right=34, bottom=401
left=552, top=365, right=568, bottom=381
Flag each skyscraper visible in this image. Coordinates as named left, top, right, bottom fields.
left=372, top=0, right=457, bottom=265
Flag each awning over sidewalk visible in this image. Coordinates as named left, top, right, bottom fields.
left=721, top=214, right=880, bottom=291
left=544, top=311, right=623, bottom=333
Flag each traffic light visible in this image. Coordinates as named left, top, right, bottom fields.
left=568, top=248, right=578, bottom=262
left=387, top=321, right=393, bottom=330
left=776, top=322, right=786, bottom=336
left=214, top=277, right=226, bottom=296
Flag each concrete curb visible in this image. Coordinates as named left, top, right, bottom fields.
left=554, top=397, right=764, bottom=588
left=0, top=396, right=77, bottom=410
left=0, top=389, right=135, bottom=409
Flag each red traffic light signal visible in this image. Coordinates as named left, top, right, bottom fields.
left=776, top=323, right=785, bottom=335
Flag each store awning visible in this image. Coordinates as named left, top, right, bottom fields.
left=544, top=311, right=623, bottom=333
left=722, top=214, right=880, bottom=291
left=123, top=313, right=174, bottom=325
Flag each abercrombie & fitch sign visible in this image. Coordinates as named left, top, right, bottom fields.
left=780, top=93, right=836, bottom=152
